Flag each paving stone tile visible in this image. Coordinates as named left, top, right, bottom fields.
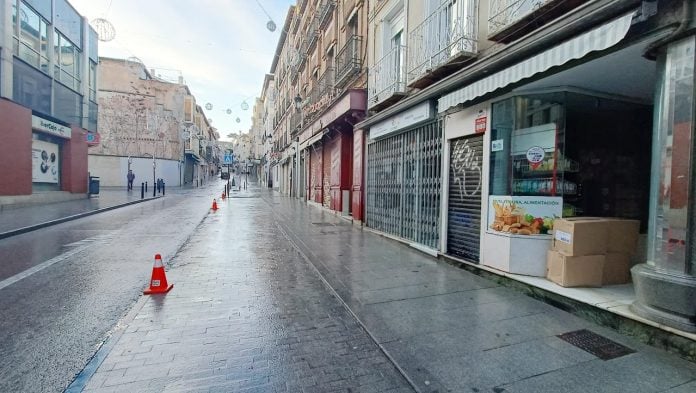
left=81, top=191, right=696, bottom=393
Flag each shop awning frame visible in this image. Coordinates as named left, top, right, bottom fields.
left=438, top=12, right=635, bottom=113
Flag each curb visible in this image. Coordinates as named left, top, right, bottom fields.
left=0, top=196, right=161, bottom=240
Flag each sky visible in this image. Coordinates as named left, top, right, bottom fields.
left=69, top=0, right=295, bottom=141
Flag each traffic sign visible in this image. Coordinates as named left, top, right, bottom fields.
left=224, top=154, right=233, bottom=164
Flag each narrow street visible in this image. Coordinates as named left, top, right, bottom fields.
left=0, top=185, right=217, bottom=393
left=48, top=183, right=695, bottom=393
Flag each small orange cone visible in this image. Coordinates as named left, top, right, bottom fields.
left=222, top=191, right=226, bottom=199
left=212, top=199, right=218, bottom=211
left=144, top=254, right=173, bottom=294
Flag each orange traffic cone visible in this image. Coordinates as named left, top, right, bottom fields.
left=222, top=191, right=226, bottom=199
left=212, top=199, right=218, bottom=211
left=144, top=254, right=173, bottom=294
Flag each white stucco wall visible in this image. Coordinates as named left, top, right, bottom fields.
left=440, top=101, right=492, bottom=260
left=88, top=155, right=182, bottom=187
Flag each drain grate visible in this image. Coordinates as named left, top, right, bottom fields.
left=311, top=222, right=335, bottom=226
left=557, top=329, right=635, bottom=360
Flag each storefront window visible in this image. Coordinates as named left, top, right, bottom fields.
left=15, top=2, right=50, bottom=73
left=489, top=94, right=566, bottom=197
left=13, top=57, right=51, bottom=114
left=649, top=37, right=695, bottom=274
left=54, top=31, right=81, bottom=91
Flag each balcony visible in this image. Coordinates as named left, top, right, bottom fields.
left=488, top=0, right=584, bottom=43
left=407, top=0, right=478, bottom=88
left=290, top=111, right=302, bottom=135
left=305, top=67, right=335, bottom=121
left=368, top=45, right=407, bottom=111
left=318, top=0, right=336, bottom=29
left=307, top=17, right=320, bottom=51
left=335, top=35, right=363, bottom=88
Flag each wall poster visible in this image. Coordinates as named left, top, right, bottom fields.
left=32, top=140, right=60, bottom=183
left=487, top=195, right=562, bottom=236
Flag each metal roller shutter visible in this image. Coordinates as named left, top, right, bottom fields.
left=447, top=134, right=484, bottom=262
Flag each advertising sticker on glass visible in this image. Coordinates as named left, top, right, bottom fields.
left=32, top=140, right=60, bottom=183
left=488, top=195, right=562, bottom=236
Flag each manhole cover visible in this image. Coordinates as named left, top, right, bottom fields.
left=557, top=329, right=635, bottom=360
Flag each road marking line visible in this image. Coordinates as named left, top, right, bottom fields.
left=0, top=242, right=94, bottom=291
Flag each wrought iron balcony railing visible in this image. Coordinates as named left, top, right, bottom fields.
left=307, top=17, right=320, bottom=51
left=368, top=44, right=407, bottom=108
left=407, top=0, right=478, bottom=85
left=318, top=0, right=336, bottom=29
left=335, top=35, right=363, bottom=88
left=290, top=110, right=302, bottom=133
left=489, top=0, right=552, bottom=37
left=317, top=66, right=335, bottom=99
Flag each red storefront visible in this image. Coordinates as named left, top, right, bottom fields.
left=0, top=99, right=88, bottom=198
left=301, top=89, right=366, bottom=218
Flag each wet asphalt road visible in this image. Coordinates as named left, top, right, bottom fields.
left=0, top=185, right=222, bottom=393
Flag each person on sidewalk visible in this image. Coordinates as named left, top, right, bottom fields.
left=127, top=170, right=135, bottom=191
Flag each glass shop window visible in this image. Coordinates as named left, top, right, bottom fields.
left=489, top=94, right=568, bottom=197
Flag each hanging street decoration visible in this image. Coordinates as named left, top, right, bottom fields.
left=91, top=18, right=116, bottom=42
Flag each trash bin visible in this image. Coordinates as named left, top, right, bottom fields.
left=89, top=176, right=100, bottom=195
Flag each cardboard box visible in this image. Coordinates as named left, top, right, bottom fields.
left=552, top=217, right=608, bottom=256
left=546, top=250, right=605, bottom=287
left=603, top=218, right=640, bottom=255
left=603, top=252, right=632, bottom=285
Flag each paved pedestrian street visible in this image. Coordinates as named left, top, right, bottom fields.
left=77, top=186, right=696, bottom=393
left=80, top=189, right=413, bottom=393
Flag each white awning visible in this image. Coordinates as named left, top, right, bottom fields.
left=302, top=131, right=324, bottom=150
left=438, top=12, right=635, bottom=113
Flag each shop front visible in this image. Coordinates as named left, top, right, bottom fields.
left=298, top=89, right=365, bottom=214
left=0, top=99, right=88, bottom=198
left=366, top=101, right=442, bottom=252
left=442, top=102, right=489, bottom=263
left=437, top=10, right=696, bottom=333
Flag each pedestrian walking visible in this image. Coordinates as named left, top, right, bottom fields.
left=127, top=170, right=135, bottom=190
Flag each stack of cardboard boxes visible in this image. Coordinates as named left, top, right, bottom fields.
left=546, top=217, right=640, bottom=287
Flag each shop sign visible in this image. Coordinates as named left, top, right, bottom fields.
left=86, top=132, right=100, bottom=145
left=487, top=195, right=562, bottom=236
left=526, top=146, right=545, bottom=169
left=32, top=140, right=60, bottom=183
left=475, top=110, right=487, bottom=133
left=32, top=115, right=71, bottom=139
left=370, top=101, right=434, bottom=140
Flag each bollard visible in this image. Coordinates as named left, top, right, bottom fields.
left=141, top=182, right=145, bottom=199
left=153, top=180, right=156, bottom=197
left=145, top=181, right=148, bottom=193
left=162, top=181, right=165, bottom=196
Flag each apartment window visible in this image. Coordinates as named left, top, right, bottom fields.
left=88, top=60, right=97, bottom=101
left=14, top=2, right=50, bottom=73
left=184, top=97, right=194, bottom=123
left=54, top=31, right=81, bottom=91
left=392, top=30, right=404, bottom=85
left=346, top=13, right=358, bottom=41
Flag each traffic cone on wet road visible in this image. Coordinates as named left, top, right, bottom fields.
left=222, top=190, right=226, bottom=199
left=144, top=254, right=173, bottom=294
left=212, top=199, right=218, bottom=211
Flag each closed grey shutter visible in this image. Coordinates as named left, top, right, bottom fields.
left=447, top=134, right=484, bottom=262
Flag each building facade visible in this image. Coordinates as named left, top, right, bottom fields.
left=358, top=0, right=696, bottom=335
left=90, top=57, right=219, bottom=188
left=0, top=0, right=98, bottom=202
left=263, top=1, right=368, bottom=218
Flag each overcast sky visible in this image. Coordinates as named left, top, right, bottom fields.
left=70, top=0, right=294, bottom=141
